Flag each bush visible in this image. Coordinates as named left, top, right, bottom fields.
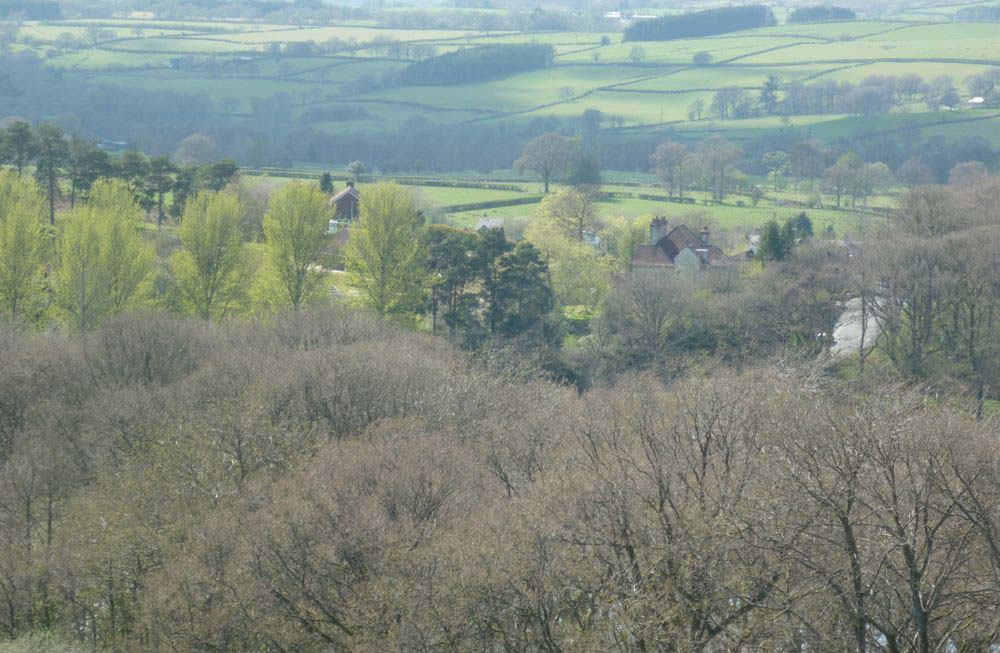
left=0, top=632, right=84, bottom=653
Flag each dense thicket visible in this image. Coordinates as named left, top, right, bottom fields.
left=400, top=43, right=554, bottom=85
left=787, top=5, right=857, bottom=23
left=955, top=4, right=1000, bottom=21
left=623, top=5, right=776, bottom=42
left=1, top=309, right=999, bottom=651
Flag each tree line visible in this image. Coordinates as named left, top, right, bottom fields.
left=399, top=43, right=554, bottom=86
left=646, top=131, right=993, bottom=211
left=788, top=5, right=857, bottom=23
left=0, top=121, right=237, bottom=225
left=707, top=72, right=970, bottom=122
left=954, top=4, right=1000, bottom=21
left=624, top=5, right=776, bottom=42
left=0, top=165, right=338, bottom=328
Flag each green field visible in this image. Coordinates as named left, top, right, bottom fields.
left=26, top=14, right=996, bottom=146
left=27, top=5, right=975, bottom=239
left=8, top=10, right=998, bottom=204
left=13, top=12, right=996, bottom=141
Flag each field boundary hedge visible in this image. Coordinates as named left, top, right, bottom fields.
left=242, top=168, right=531, bottom=192
left=440, top=196, right=543, bottom=212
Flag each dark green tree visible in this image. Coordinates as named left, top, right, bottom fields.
left=171, top=166, right=196, bottom=218
left=567, top=155, right=602, bottom=189
left=67, top=137, right=112, bottom=208
left=760, top=74, right=782, bottom=115
left=34, top=124, right=69, bottom=225
left=423, top=225, right=479, bottom=335
left=116, top=149, right=152, bottom=209
left=490, top=242, right=554, bottom=338
left=756, top=219, right=792, bottom=263
left=475, top=226, right=513, bottom=336
left=319, top=172, right=334, bottom=194
left=789, top=212, right=813, bottom=239
left=3, top=120, right=37, bottom=177
left=197, top=159, right=238, bottom=191
left=148, top=156, right=177, bottom=227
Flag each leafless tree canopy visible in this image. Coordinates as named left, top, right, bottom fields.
left=0, top=306, right=998, bottom=652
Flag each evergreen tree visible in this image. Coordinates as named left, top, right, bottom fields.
left=756, top=219, right=792, bottom=263
left=148, top=156, right=177, bottom=227
left=475, top=226, right=513, bottom=336
left=423, top=224, right=479, bottom=335
left=66, top=137, right=112, bottom=208
left=116, top=150, right=152, bottom=210
left=33, top=124, right=68, bottom=225
left=2, top=121, right=37, bottom=177
left=490, top=242, right=554, bottom=338
left=567, top=155, right=602, bottom=189
left=790, top=212, right=813, bottom=239
left=319, top=172, right=334, bottom=195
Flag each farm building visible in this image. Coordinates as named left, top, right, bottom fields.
left=632, top=217, right=743, bottom=273
left=330, top=182, right=360, bottom=222
left=328, top=182, right=360, bottom=238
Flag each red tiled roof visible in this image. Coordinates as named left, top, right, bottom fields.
left=632, top=244, right=674, bottom=268
left=632, top=224, right=735, bottom=269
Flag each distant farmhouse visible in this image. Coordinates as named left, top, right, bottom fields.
left=331, top=181, right=360, bottom=222
left=632, top=217, right=748, bottom=273
left=328, top=181, right=360, bottom=242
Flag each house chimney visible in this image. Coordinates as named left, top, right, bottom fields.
left=650, top=217, right=668, bottom=245
left=699, top=227, right=710, bottom=244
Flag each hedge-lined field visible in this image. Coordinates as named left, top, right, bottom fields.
left=9, top=12, right=998, bottom=159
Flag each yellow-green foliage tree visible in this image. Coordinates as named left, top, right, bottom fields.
left=0, top=170, right=48, bottom=322
left=344, top=182, right=426, bottom=324
left=170, top=191, right=253, bottom=319
left=258, top=182, right=330, bottom=310
left=53, top=179, right=154, bottom=329
left=601, top=214, right=651, bottom=271
left=536, top=187, right=600, bottom=242
left=524, top=219, right=614, bottom=308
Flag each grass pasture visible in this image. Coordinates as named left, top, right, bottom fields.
left=741, top=24, right=1000, bottom=64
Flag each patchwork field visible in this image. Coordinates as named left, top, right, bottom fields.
left=8, top=8, right=998, bottom=163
